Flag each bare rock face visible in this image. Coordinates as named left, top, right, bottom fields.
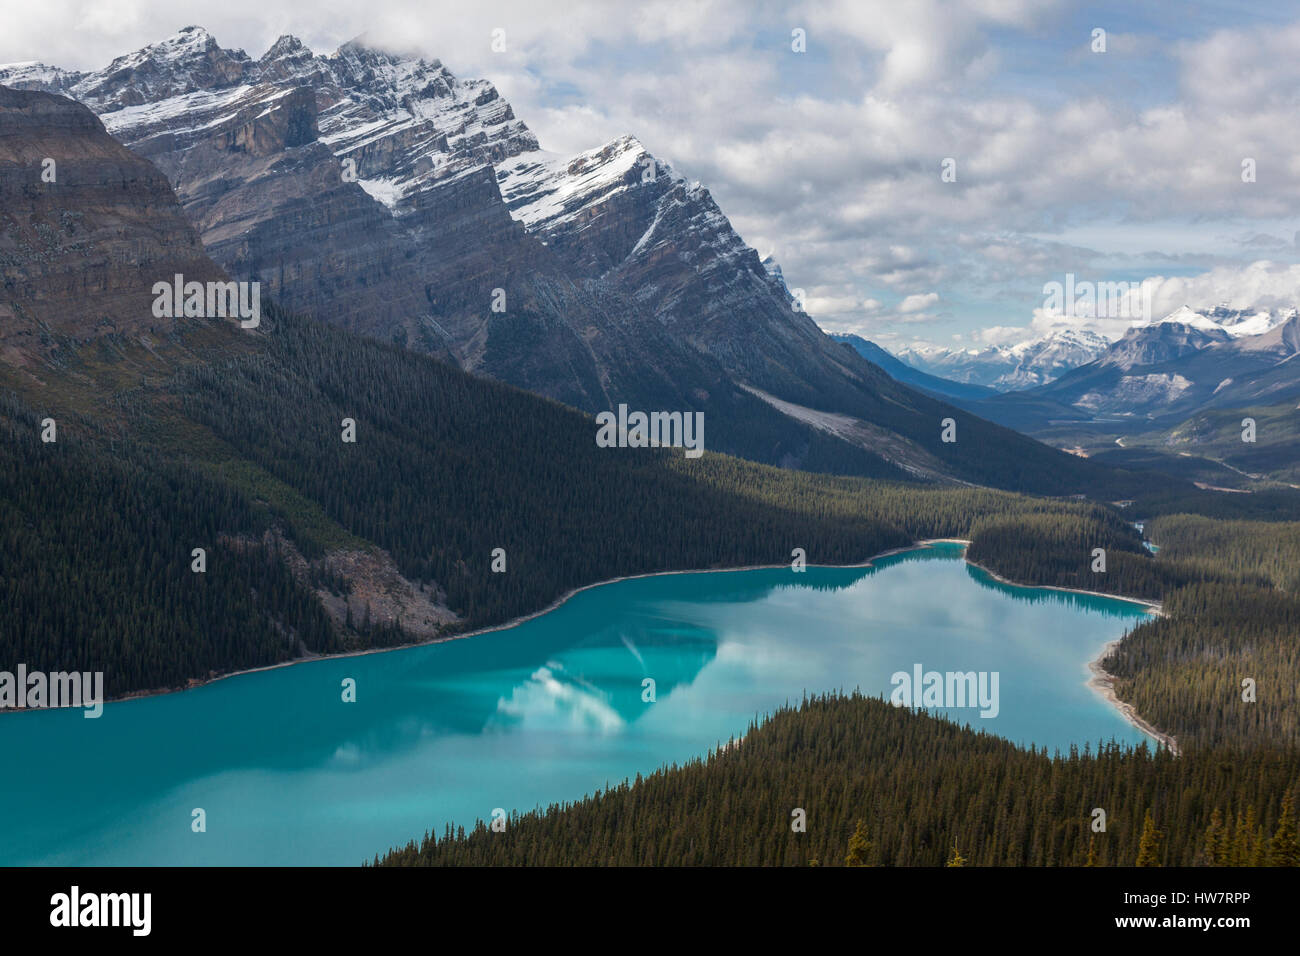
left=72, top=25, right=252, bottom=110
left=1, top=29, right=865, bottom=413
left=0, top=85, right=228, bottom=364
left=3, top=29, right=1075, bottom=484
left=4, top=32, right=779, bottom=415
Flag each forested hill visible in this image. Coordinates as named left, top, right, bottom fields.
left=2, top=83, right=1214, bottom=704
left=375, top=509, right=1300, bottom=866
left=0, top=63, right=1186, bottom=493
left=376, top=693, right=1300, bottom=867
left=1, top=301, right=1181, bottom=700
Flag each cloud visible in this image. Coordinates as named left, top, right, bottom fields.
left=897, top=292, right=940, bottom=313
left=1141, top=261, right=1300, bottom=315
left=963, top=259, right=1300, bottom=346
left=3, top=2, right=1297, bottom=352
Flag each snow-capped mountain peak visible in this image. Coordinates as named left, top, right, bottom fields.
left=496, top=134, right=679, bottom=231
left=1198, top=304, right=1291, bottom=337
left=897, top=328, right=1110, bottom=389
left=1117, top=303, right=1288, bottom=339
left=0, top=29, right=542, bottom=215
left=1097, top=319, right=1231, bottom=371
left=894, top=302, right=1297, bottom=391
left=1157, top=305, right=1220, bottom=331
left=67, top=26, right=253, bottom=111
left=0, top=26, right=906, bottom=446
left=261, top=34, right=311, bottom=62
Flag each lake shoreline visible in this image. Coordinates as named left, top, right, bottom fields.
left=1085, top=637, right=1180, bottom=756
left=21, top=538, right=932, bottom=713
left=5, top=537, right=1181, bottom=756
left=959, top=547, right=1177, bottom=755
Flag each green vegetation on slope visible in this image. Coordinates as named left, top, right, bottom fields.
left=375, top=693, right=1300, bottom=867
left=966, top=510, right=1257, bottom=601
left=1123, top=401, right=1300, bottom=488
left=1104, top=582, right=1300, bottom=749
left=4, top=304, right=1295, bottom=715
left=0, top=393, right=339, bottom=693
left=1146, top=514, right=1300, bottom=590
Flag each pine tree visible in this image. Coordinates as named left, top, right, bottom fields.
left=1269, top=792, right=1298, bottom=867
left=1084, top=835, right=1099, bottom=867
left=1231, top=810, right=1249, bottom=866
left=1250, top=824, right=1268, bottom=867
left=845, top=819, right=873, bottom=867
left=947, top=844, right=966, bottom=867
left=1237, top=807, right=1259, bottom=866
left=1204, top=808, right=1226, bottom=866
left=1136, top=810, right=1162, bottom=867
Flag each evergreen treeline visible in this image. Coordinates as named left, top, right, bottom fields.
left=374, top=693, right=1300, bottom=867
left=0, top=394, right=338, bottom=694
left=667, top=455, right=1122, bottom=542
left=166, top=309, right=1159, bottom=638
left=5, top=301, right=1298, bottom=775
left=1103, top=582, right=1300, bottom=749
left=1146, top=514, right=1300, bottom=591
left=962, top=510, right=1300, bottom=748
left=1136, top=485, right=1300, bottom=522
left=998, top=512, right=1300, bottom=749
left=965, top=511, right=1264, bottom=600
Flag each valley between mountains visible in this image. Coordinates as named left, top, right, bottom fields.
left=1, top=26, right=1298, bottom=870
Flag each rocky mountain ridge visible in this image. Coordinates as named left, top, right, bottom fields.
left=2, top=28, right=1132, bottom=492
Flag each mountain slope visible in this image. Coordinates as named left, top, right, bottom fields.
left=0, top=30, right=1170, bottom=495
left=899, top=329, right=1110, bottom=390
left=970, top=316, right=1300, bottom=433
left=831, top=334, right=997, bottom=401
left=0, top=84, right=231, bottom=366
left=4, top=83, right=1145, bottom=702
left=0, top=84, right=900, bottom=696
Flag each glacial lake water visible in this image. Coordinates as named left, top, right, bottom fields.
left=0, top=542, right=1155, bottom=866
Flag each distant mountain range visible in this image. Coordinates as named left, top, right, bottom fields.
left=831, top=334, right=996, bottom=402
left=0, top=26, right=1147, bottom=495
left=895, top=306, right=1295, bottom=392
left=1045, top=312, right=1300, bottom=418
left=954, top=311, right=1300, bottom=440
left=823, top=304, right=1300, bottom=489
left=0, top=83, right=1196, bottom=702
left=897, top=329, right=1112, bottom=390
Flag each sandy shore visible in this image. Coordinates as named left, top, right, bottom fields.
left=960, top=546, right=1176, bottom=754
left=1086, top=638, right=1180, bottom=755
left=5, top=537, right=1181, bottom=755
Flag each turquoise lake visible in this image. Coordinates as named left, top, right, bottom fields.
left=0, top=542, right=1155, bottom=866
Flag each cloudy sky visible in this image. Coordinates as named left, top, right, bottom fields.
left=3, top=0, right=1299, bottom=350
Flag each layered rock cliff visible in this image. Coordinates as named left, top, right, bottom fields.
left=1, top=28, right=1123, bottom=490
left=0, top=84, right=228, bottom=366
